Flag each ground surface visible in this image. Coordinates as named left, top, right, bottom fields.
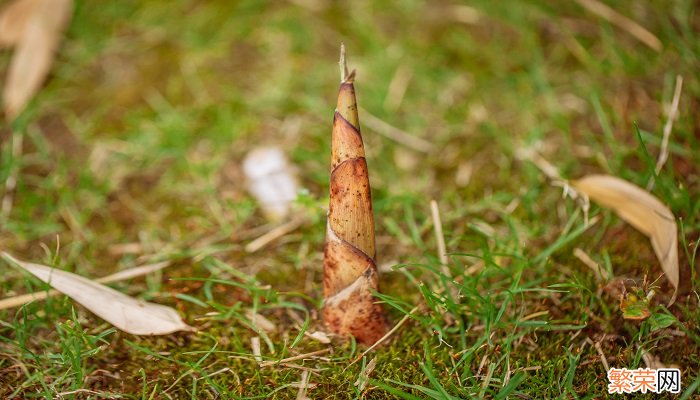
left=1, top=0, right=699, bottom=398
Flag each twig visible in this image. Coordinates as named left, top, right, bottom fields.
left=296, top=370, right=310, bottom=400
left=260, top=348, right=330, bottom=368
left=519, top=148, right=562, bottom=181
left=516, top=148, right=590, bottom=224
left=573, top=247, right=610, bottom=282
left=649, top=74, right=684, bottom=189
left=251, top=337, right=262, bottom=363
left=586, top=336, right=610, bottom=371
left=430, top=200, right=449, bottom=269
left=429, top=200, right=460, bottom=317
left=575, top=0, right=662, bottom=51
left=271, top=363, right=322, bottom=372
left=98, top=260, right=171, bottom=282
left=521, top=310, right=549, bottom=321
left=56, top=389, right=109, bottom=398
left=359, top=107, right=434, bottom=153
left=197, top=367, right=232, bottom=381
left=245, top=218, right=303, bottom=253
left=0, top=260, right=171, bottom=310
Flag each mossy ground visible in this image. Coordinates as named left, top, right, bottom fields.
left=1, top=0, right=699, bottom=398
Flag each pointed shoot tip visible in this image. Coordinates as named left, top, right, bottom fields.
left=339, top=43, right=350, bottom=83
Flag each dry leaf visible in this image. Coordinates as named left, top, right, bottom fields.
left=3, top=0, right=73, bottom=119
left=0, top=260, right=171, bottom=310
left=572, top=174, right=679, bottom=302
left=2, top=252, right=192, bottom=335
left=304, top=330, right=331, bottom=344
left=245, top=309, right=277, bottom=333
left=296, top=370, right=310, bottom=400
left=354, top=356, right=378, bottom=392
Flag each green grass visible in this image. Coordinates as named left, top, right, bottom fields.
left=1, top=0, right=699, bottom=398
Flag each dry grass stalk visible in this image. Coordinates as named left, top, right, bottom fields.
left=649, top=74, right=684, bottom=189
left=251, top=337, right=262, bottom=363
left=575, top=0, right=662, bottom=51
left=358, top=107, right=434, bottom=153
left=259, top=348, right=330, bottom=368
left=245, top=218, right=304, bottom=253
left=573, top=247, right=610, bottom=282
left=430, top=200, right=449, bottom=267
left=322, top=45, right=388, bottom=345
left=295, top=370, right=310, bottom=400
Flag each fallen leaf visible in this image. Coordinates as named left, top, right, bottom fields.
left=0, top=260, right=171, bottom=310
left=573, top=174, right=679, bottom=303
left=245, top=309, right=277, bottom=333
left=3, top=0, right=73, bottom=119
left=296, top=370, right=311, bottom=400
left=1, top=252, right=192, bottom=335
left=304, top=330, right=331, bottom=344
left=353, top=356, right=378, bottom=392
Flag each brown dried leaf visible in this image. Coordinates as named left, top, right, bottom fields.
left=3, top=0, right=73, bottom=119
left=572, top=174, right=679, bottom=301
